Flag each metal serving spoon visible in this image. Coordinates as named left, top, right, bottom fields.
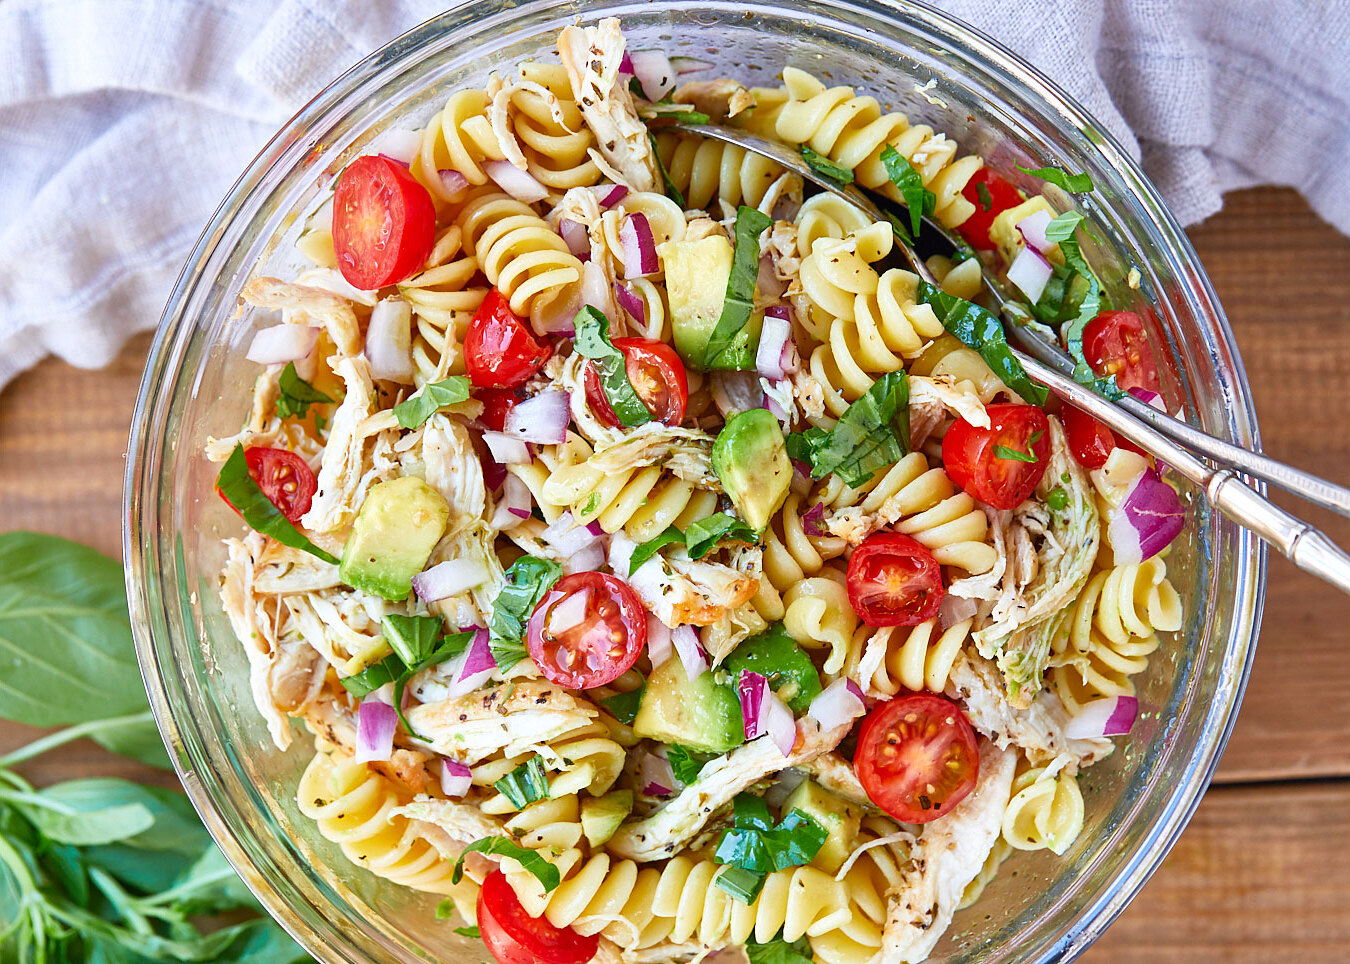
left=669, top=121, right=1350, bottom=594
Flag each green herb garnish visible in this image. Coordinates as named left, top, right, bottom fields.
left=336, top=654, right=402, bottom=700
left=649, top=131, right=686, bottom=208
left=1018, top=165, right=1094, bottom=193
left=975, top=180, right=994, bottom=211
left=275, top=362, right=333, bottom=419
left=915, top=284, right=1050, bottom=407
left=453, top=925, right=480, bottom=938
left=574, top=306, right=652, bottom=427
left=392, top=376, right=472, bottom=430
left=382, top=613, right=445, bottom=667
left=798, top=146, right=854, bottom=186
left=494, top=757, right=550, bottom=809
left=880, top=145, right=935, bottom=239
left=215, top=444, right=338, bottom=564
left=703, top=205, right=774, bottom=369
left=713, top=797, right=829, bottom=900
left=489, top=556, right=563, bottom=670
left=790, top=371, right=910, bottom=486
left=684, top=513, right=758, bottom=559
left=994, top=445, right=1037, bottom=463
left=1042, top=213, right=1121, bottom=397
left=628, top=526, right=685, bottom=575
left=667, top=745, right=717, bottom=785
left=714, top=865, right=766, bottom=903
left=451, top=837, right=561, bottom=891
left=600, top=685, right=645, bottom=725
left=660, top=110, right=711, bottom=124
left=745, top=934, right=815, bottom=964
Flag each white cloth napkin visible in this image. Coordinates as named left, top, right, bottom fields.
left=1, top=0, right=1346, bottom=389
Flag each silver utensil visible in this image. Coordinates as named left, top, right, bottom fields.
left=670, top=121, right=1350, bottom=593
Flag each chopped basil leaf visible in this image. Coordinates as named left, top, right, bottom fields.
left=453, top=925, right=480, bottom=937
left=574, top=306, right=653, bottom=427
left=685, top=513, right=758, bottom=559
left=649, top=130, right=686, bottom=208
left=745, top=933, right=815, bottom=964
left=660, top=110, right=711, bottom=124
left=975, top=180, right=994, bottom=212
left=629, top=526, right=684, bottom=575
left=1046, top=485, right=1069, bottom=511
left=667, top=744, right=716, bottom=785
left=950, top=238, right=980, bottom=264
left=715, top=865, right=766, bottom=903
left=600, top=685, right=645, bottom=725
left=393, top=376, right=472, bottom=430
left=494, top=757, right=550, bottom=809
left=880, top=145, right=935, bottom=239
left=915, top=283, right=1049, bottom=407
left=715, top=800, right=828, bottom=881
left=489, top=556, right=563, bottom=670
left=381, top=613, right=444, bottom=666
left=338, top=654, right=402, bottom=699
left=881, top=208, right=913, bottom=245
left=994, top=444, right=1037, bottom=463
left=451, top=837, right=561, bottom=891
left=715, top=827, right=775, bottom=873
left=798, top=371, right=910, bottom=486
left=733, top=793, right=774, bottom=831
left=768, top=809, right=829, bottom=870
left=275, top=362, right=333, bottom=419
left=798, top=146, right=854, bottom=186
left=1018, top=165, right=1095, bottom=194
left=340, top=627, right=471, bottom=711
left=435, top=899, right=455, bottom=920
left=215, top=444, right=339, bottom=564
left=1041, top=213, right=1122, bottom=398
left=703, top=206, right=774, bottom=369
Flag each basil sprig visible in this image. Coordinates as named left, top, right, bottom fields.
left=915, top=283, right=1050, bottom=406
left=787, top=371, right=910, bottom=487
left=339, top=616, right=472, bottom=739
left=702, top=205, right=774, bottom=369
left=393, top=376, right=472, bottom=430
left=494, top=757, right=550, bottom=809
left=881, top=145, right=935, bottom=239
left=275, top=362, right=333, bottom=419
left=574, top=306, right=653, bottom=427
left=798, top=146, right=854, bottom=186
left=215, top=444, right=338, bottom=564
left=451, top=837, right=561, bottom=891
left=628, top=527, right=685, bottom=575
left=1018, top=165, right=1095, bottom=193
left=488, top=556, right=563, bottom=670
left=1042, top=212, right=1121, bottom=397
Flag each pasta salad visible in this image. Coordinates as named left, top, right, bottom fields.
left=211, top=18, right=1188, bottom=964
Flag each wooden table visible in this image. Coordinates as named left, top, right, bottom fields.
left=2, top=186, right=1347, bottom=960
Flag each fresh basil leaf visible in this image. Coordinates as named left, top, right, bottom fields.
left=798, top=146, right=854, bottom=186
left=667, top=745, right=715, bottom=785
left=881, top=145, right=934, bottom=239
left=338, top=654, right=402, bottom=699
left=165, top=844, right=261, bottom=915
left=713, top=865, right=765, bottom=903
left=215, top=444, right=339, bottom=564
left=714, top=826, right=775, bottom=873
left=649, top=131, right=686, bottom=208
left=732, top=793, right=774, bottom=831
left=600, top=686, right=645, bottom=725
left=806, top=371, right=911, bottom=486
left=746, top=933, right=815, bottom=964
left=451, top=837, right=561, bottom=891
left=454, top=925, right=480, bottom=937
left=975, top=180, right=993, bottom=211
left=629, top=526, right=684, bottom=575
left=381, top=614, right=444, bottom=666
left=994, top=444, right=1038, bottom=463
left=785, top=427, right=828, bottom=466
left=660, top=110, right=710, bottom=124
left=703, top=206, right=774, bottom=369
left=393, top=376, right=472, bottom=430
left=881, top=208, right=913, bottom=245
left=768, top=809, right=828, bottom=870
left=684, top=513, right=757, bottom=559
left=916, top=283, right=1050, bottom=407
left=275, top=362, right=333, bottom=420
left=574, top=306, right=653, bottom=427
left=13, top=795, right=154, bottom=847
left=1018, top=165, right=1094, bottom=194
left=489, top=556, right=563, bottom=671
left=493, top=757, right=550, bottom=810
left=1044, top=211, right=1086, bottom=248
left=1040, top=214, right=1123, bottom=397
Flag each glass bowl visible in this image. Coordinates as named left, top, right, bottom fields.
left=124, top=1, right=1266, bottom=962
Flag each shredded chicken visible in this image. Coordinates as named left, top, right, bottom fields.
left=587, top=423, right=720, bottom=487
left=240, top=276, right=362, bottom=358
left=405, top=681, right=602, bottom=765
left=391, top=798, right=509, bottom=848
left=614, top=534, right=759, bottom=628
left=607, top=718, right=852, bottom=861
left=204, top=366, right=323, bottom=464
left=302, top=698, right=439, bottom=794
left=301, top=355, right=395, bottom=533
left=671, top=78, right=756, bottom=121
left=416, top=414, right=487, bottom=535
left=557, top=19, right=660, bottom=191
left=908, top=374, right=990, bottom=442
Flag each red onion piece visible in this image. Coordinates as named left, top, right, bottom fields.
left=365, top=300, right=415, bottom=383
left=484, top=159, right=548, bottom=204
left=807, top=678, right=867, bottom=731
left=438, top=169, right=470, bottom=200
left=411, top=559, right=489, bottom=602
left=711, top=370, right=765, bottom=418
left=764, top=305, right=792, bottom=322
left=581, top=260, right=616, bottom=323
left=738, top=671, right=768, bottom=741
left=845, top=679, right=866, bottom=704
left=801, top=503, right=827, bottom=537
left=480, top=451, right=507, bottom=491
left=756, top=313, right=792, bottom=380
left=1128, top=387, right=1168, bottom=413
left=938, top=594, right=979, bottom=630
left=672, top=625, right=707, bottom=680
left=607, top=533, right=637, bottom=577
left=440, top=759, right=472, bottom=797
left=490, top=473, right=533, bottom=529
left=483, top=431, right=530, bottom=465
left=592, top=183, right=629, bottom=209
left=756, top=252, right=787, bottom=300
left=504, top=390, right=571, bottom=444
left=369, top=128, right=422, bottom=166
left=444, top=627, right=496, bottom=698
left=1107, top=467, right=1185, bottom=564
left=564, top=541, right=607, bottom=575
left=669, top=55, right=715, bottom=75
left=543, top=512, right=603, bottom=556
left=1007, top=247, right=1053, bottom=304
left=630, top=49, right=676, bottom=102
left=1063, top=695, right=1139, bottom=739
left=559, top=218, right=590, bottom=258
left=638, top=751, right=676, bottom=797
left=1016, top=209, right=1053, bottom=255
left=614, top=283, right=646, bottom=324
left=246, top=325, right=318, bottom=365
left=619, top=51, right=635, bottom=76
left=619, top=213, right=658, bottom=279
left=762, top=385, right=789, bottom=422
left=646, top=614, right=672, bottom=667
left=790, top=459, right=812, bottom=498
left=355, top=699, right=397, bottom=763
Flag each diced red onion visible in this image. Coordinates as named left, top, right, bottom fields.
left=369, top=128, right=422, bottom=166
left=646, top=613, right=672, bottom=667
left=365, top=300, right=414, bottom=383
left=564, top=542, right=607, bottom=575
left=756, top=252, right=787, bottom=300
left=438, top=169, right=470, bottom=200
left=411, top=559, right=489, bottom=602
left=490, top=473, right=533, bottom=529
left=558, top=218, right=590, bottom=258
left=737, top=672, right=767, bottom=739
left=738, top=672, right=797, bottom=755
left=711, top=370, right=765, bottom=418
left=1016, top=209, right=1053, bottom=255
left=484, top=159, right=548, bottom=204
left=939, top=594, right=979, bottom=630
left=764, top=305, right=791, bottom=321
left=638, top=751, right=676, bottom=797
left=481, top=451, right=507, bottom=491
left=756, top=313, right=792, bottom=380
left=355, top=699, right=397, bottom=763
left=762, top=386, right=788, bottom=422
left=790, top=459, right=812, bottom=498
left=765, top=693, right=796, bottom=756
left=1064, top=695, right=1139, bottom=739
left=592, top=183, right=629, bottom=209
left=672, top=625, right=708, bottom=680
left=483, top=431, right=530, bottom=465
left=582, top=260, right=616, bottom=323
left=1007, top=247, right=1053, bottom=304
left=543, top=512, right=603, bottom=556
left=630, top=49, right=676, bottom=102
left=801, top=503, right=827, bottom=537
left=547, top=588, right=590, bottom=634
left=619, top=213, right=658, bottom=279
left=670, top=55, right=715, bottom=75
left=586, top=521, right=604, bottom=537
left=504, top=390, right=571, bottom=444
left=443, top=628, right=497, bottom=698
left=614, top=283, right=646, bottom=324
left=619, top=51, right=635, bottom=76
left=440, top=759, right=473, bottom=798
left=1128, top=387, right=1168, bottom=413
left=608, top=533, right=637, bottom=577
left=246, top=324, right=318, bottom=365
left=1107, top=467, right=1185, bottom=564
left=806, top=678, right=867, bottom=731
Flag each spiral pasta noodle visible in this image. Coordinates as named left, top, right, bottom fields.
left=507, top=63, right=604, bottom=192
left=401, top=225, right=488, bottom=385
left=845, top=617, right=974, bottom=698
left=783, top=566, right=856, bottom=674
left=756, top=492, right=846, bottom=620
left=457, top=190, right=583, bottom=318
left=414, top=88, right=503, bottom=200
left=1001, top=761, right=1084, bottom=855
left=793, top=193, right=876, bottom=259
left=654, top=130, right=801, bottom=215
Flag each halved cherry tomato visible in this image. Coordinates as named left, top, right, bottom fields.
left=957, top=168, right=1023, bottom=251
left=943, top=404, right=1052, bottom=510
left=476, top=388, right=522, bottom=432
left=846, top=533, right=944, bottom=627
left=854, top=693, right=980, bottom=824
left=465, top=289, right=552, bottom=390
left=1061, top=404, right=1116, bottom=470
left=1082, top=310, right=1161, bottom=396
left=332, top=155, right=436, bottom=290
left=476, top=870, right=598, bottom=964
left=217, top=447, right=317, bottom=523
left=527, top=572, right=647, bottom=689
left=582, top=338, right=689, bottom=427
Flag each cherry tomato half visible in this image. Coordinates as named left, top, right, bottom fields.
left=1082, top=310, right=1161, bottom=396
left=943, top=403, right=1052, bottom=511
left=527, top=572, right=647, bottom=689
left=332, top=155, right=436, bottom=290
left=465, top=289, right=552, bottom=390
left=854, top=693, right=980, bottom=824
left=217, top=447, right=317, bottom=523
left=957, top=168, right=1023, bottom=251
left=1061, top=404, right=1116, bottom=470
left=476, top=388, right=522, bottom=432
left=846, top=533, right=945, bottom=627
left=582, top=338, right=689, bottom=428
left=476, top=870, right=598, bottom=964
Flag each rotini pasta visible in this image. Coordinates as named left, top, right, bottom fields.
left=457, top=190, right=583, bottom=319
left=1001, top=760, right=1084, bottom=855
left=401, top=224, right=488, bottom=385
left=655, top=130, right=801, bottom=215
left=505, top=63, right=604, bottom=192
left=845, top=617, right=973, bottom=698
left=783, top=566, right=856, bottom=674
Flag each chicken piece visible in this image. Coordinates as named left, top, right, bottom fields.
left=406, top=680, right=602, bottom=765
left=557, top=19, right=660, bottom=192
left=606, top=718, right=851, bottom=861
left=908, top=375, right=990, bottom=446
left=418, top=414, right=488, bottom=535
left=671, top=78, right=756, bottom=121
left=878, top=740, right=1015, bottom=963
left=390, top=797, right=509, bottom=854
left=241, top=276, right=362, bottom=358
left=302, top=698, right=439, bottom=794
left=250, top=541, right=343, bottom=594
left=945, top=650, right=1112, bottom=772
left=203, top=367, right=323, bottom=464
left=800, top=753, right=873, bottom=809
left=423, top=523, right=505, bottom=632
left=587, top=423, right=720, bottom=487
left=300, top=355, right=387, bottom=533
left=612, top=534, right=759, bottom=628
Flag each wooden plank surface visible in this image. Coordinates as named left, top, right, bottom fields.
left=0, top=185, right=1346, bottom=959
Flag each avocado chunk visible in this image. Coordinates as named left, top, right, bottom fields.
left=783, top=780, right=862, bottom=874
left=659, top=236, right=761, bottom=371
left=633, top=657, right=744, bottom=754
left=339, top=476, right=449, bottom=600
left=712, top=409, right=791, bottom=531
left=724, top=624, right=823, bottom=714
left=581, top=790, right=634, bottom=847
